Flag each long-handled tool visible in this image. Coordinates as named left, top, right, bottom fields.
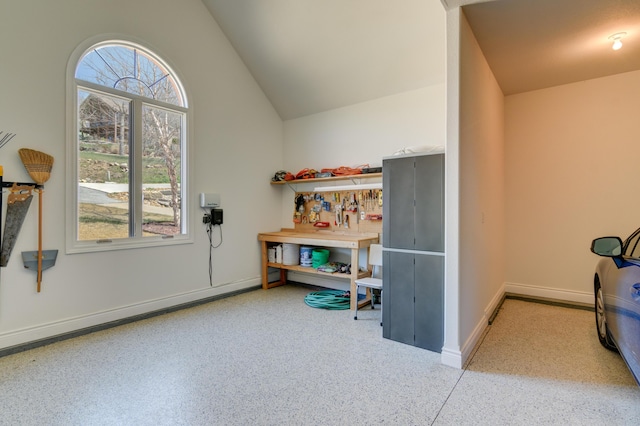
left=18, top=148, right=54, bottom=292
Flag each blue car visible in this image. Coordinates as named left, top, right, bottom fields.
left=591, top=231, right=640, bottom=385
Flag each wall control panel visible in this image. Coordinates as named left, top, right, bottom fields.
left=199, top=193, right=221, bottom=208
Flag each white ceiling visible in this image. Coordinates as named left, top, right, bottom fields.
left=202, top=0, right=640, bottom=120
left=462, top=0, right=640, bottom=95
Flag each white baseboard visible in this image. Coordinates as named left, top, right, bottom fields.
left=441, top=347, right=463, bottom=369
left=484, top=284, right=506, bottom=324
left=0, top=278, right=261, bottom=351
left=455, top=284, right=505, bottom=368
left=505, top=282, right=592, bottom=305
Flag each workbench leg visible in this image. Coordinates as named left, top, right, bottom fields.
left=349, top=248, right=356, bottom=310
left=350, top=247, right=373, bottom=311
left=260, top=241, right=269, bottom=289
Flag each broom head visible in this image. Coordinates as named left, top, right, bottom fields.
left=18, top=148, right=54, bottom=185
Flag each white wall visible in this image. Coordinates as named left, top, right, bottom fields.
left=442, top=6, right=462, bottom=368
left=454, top=11, right=506, bottom=365
left=284, top=86, right=446, bottom=170
left=0, top=0, right=283, bottom=349
left=505, top=69, right=640, bottom=303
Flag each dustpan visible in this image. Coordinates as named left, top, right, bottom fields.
left=22, top=250, right=58, bottom=272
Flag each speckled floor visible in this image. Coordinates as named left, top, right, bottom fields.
left=0, top=286, right=638, bottom=425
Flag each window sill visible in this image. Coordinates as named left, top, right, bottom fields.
left=66, top=233, right=194, bottom=254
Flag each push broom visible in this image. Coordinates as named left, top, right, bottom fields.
left=18, top=148, right=53, bottom=292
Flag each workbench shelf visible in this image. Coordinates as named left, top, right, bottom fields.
left=266, top=262, right=370, bottom=279
left=270, top=172, right=381, bottom=186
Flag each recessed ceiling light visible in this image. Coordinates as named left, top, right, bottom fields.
left=609, top=32, right=627, bottom=50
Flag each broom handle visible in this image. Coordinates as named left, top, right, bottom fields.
left=37, top=189, right=42, bottom=292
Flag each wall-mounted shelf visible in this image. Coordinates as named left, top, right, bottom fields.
left=271, top=172, right=381, bottom=190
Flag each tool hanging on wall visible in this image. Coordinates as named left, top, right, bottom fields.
left=295, top=194, right=305, bottom=213
left=18, top=148, right=54, bottom=293
left=293, top=193, right=305, bottom=223
left=1, top=183, right=35, bottom=267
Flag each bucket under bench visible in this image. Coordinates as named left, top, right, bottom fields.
left=257, top=229, right=380, bottom=310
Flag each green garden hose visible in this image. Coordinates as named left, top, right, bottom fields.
left=304, top=290, right=361, bottom=310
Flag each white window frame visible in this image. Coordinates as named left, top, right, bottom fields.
left=66, top=35, right=193, bottom=254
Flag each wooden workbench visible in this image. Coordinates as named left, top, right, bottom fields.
left=257, top=229, right=379, bottom=310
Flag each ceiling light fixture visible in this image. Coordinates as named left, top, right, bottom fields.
left=609, top=32, right=627, bottom=51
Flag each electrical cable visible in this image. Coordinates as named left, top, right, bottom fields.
left=207, top=220, right=223, bottom=248
left=205, top=208, right=223, bottom=287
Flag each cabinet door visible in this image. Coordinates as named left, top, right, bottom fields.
left=383, top=156, right=415, bottom=250
left=382, top=251, right=415, bottom=346
left=414, top=154, right=444, bottom=252
left=414, top=254, right=444, bottom=352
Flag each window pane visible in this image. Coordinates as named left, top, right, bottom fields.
left=71, top=38, right=190, bottom=252
left=142, top=104, right=183, bottom=237
left=76, top=44, right=184, bottom=106
left=77, top=89, right=131, bottom=240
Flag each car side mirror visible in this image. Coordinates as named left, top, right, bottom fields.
left=591, top=236, right=623, bottom=257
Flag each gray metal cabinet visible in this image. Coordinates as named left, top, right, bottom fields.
left=383, top=154, right=444, bottom=251
left=382, top=153, right=444, bottom=353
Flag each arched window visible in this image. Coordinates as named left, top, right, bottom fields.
left=68, top=38, right=190, bottom=252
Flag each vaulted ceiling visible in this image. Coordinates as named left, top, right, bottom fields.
left=203, top=0, right=640, bottom=120
left=202, top=0, right=446, bottom=120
